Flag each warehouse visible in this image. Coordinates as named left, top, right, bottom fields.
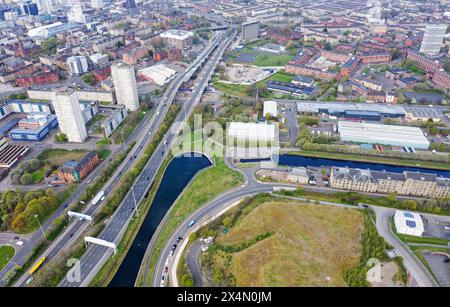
left=9, top=114, right=58, bottom=141
left=297, top=102, right=406, bottom=118
left=227, top=122, right=276, bottom=141
left=338, top=121, right=430, bottom=149
left=394, top=210, right=424, bottom=237
left=138, top=64, right=177, bottom=86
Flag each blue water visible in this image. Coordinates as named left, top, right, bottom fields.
left=277, top=154, right=450, bottom=178
left=108, top=154, right=211, bottom=287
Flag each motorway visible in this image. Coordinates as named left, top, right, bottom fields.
left=53, top=29, right=236, bottom=287
left=10, top=30, right=234, bottom=287
left=152, top=161, right=446, bottom=288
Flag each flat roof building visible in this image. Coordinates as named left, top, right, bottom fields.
left=420, top=24, right=447, bottom=56
left=338, top=121, right=430, bottom=149
left=394, top=210, right=424, bottom=237
left=227, top=122, right=276, bottom=141
left=138, top=64, right=177, bottom=86
left=263, top=101, right=277, bottom=118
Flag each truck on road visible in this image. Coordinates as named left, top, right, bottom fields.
left=91, top=190, right=105, bottom=206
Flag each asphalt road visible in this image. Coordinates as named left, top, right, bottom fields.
left=186, top=240, right=204, bottom=287
left=54, top=29, right=236, bottom=287
left=152, top=162, right=447, bottom=288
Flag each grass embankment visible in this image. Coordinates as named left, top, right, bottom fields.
left=111, top=107, right=149, bottom=144
left=140, top=157, right=244, bottom=286
left=284, top=150, right=450, bottom=171
left=201, top=195, right=364, bottom=286
left=0, top=246, right=15, bottom=271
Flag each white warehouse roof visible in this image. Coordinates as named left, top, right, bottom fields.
left=138, top=64, right=177, bottom=86
left=160, top=29, right=194, bottom=40
left=338, top=121, right=430, bottom=149
left=394, top=210, right=424, bottom=237
left=227, top=122, right=276, bottom=141
left=263, top=101, right=277, bottom=117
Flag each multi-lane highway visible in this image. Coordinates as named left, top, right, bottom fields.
left=53, top=29, right=237, bottom=287
left=10, top=30, right=235, bottom=287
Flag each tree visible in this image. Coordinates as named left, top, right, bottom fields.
left=20, top=174, right=32, bottom=185
left=55, top=133, right=68, bottom=143
left=222, top=216, right=233, bottom=228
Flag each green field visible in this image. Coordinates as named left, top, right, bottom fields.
left=284, top=150, right=450, bottom=171
left=253, top=54, right=293, bottom=67
left=141, top=157, right=244, bottom=286
left=0, top=245, right=15, bottom=271
left=202, top=199, right=364, bottom=286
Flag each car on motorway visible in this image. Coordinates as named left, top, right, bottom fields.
left=13, top=236, right=20, bottom=240
left=164, top=266, right=169, bottom=273
left=172, top=244, right=177, bottom=251
left=188, top=220, right=196, bottom=227
left=176, top=236, right=183, bottom=243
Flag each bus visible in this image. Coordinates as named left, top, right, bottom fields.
left=28, top=257, right=46, bottom=275
left=91, top=190, right=105, bottom=206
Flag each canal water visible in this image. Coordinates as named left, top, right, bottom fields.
left=277, top=154, right=450, bottom=178
left=108, top=154, right=211, bottom=287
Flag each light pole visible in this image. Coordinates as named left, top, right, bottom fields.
left=34, top=214, right=47, bottom=241
left=120, top=131, right=125, bottom=150
left=130, top=186, right=139, bottom=217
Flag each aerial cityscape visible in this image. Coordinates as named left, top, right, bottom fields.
left=0, top=0, right=448, bottom=295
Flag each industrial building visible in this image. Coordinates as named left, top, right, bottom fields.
left=297, top=102, right=406, bottom=119
left=0, top=134, right=29, bottom=168
left=9, top=113, right=58, bottom=141
left=138, top=64, right=177, bottom=86
left=227, top=122, right=276, bottom=142
left=338, top=121, right=430, bottom=149
left=267, top=80, right=313, bottom=97
left=419, top=24, right=447, bottom=56
left=394, top=210, right=424, bottom=237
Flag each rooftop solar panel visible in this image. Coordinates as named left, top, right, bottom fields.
left=404, top=212, right=414, bottom=218
left=405, top=220, right=416, bottom=228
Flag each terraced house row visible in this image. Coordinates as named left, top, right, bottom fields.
left=330, top=167, right=450, bottom=198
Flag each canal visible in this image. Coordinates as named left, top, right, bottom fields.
left=108, top=154, right=211, bottom=287
left=277, top=154, right=450, bottom=178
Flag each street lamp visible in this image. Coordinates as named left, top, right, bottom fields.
left=130, top=186, right=139, bottom=217
left=34, top=214, right=47, bottom=241
left=120, top=131, right=125, bottom=150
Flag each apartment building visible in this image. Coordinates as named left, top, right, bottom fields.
left=406, top=51, right=442, bottom=73
left=330, top=167, right=450, bottom=198
left=285, top=63, right=337, bottom=81
left=360, top=52, right=392, bottom=64
left=51, top=89, right=88, bottom=143
left=111, top=62, right=139, bottom=111
left=431, top=69, right=450, bottom=91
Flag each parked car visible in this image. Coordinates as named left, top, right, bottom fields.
left=188, top=220, right=195, bottom=227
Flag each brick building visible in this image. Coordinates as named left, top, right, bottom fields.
left=58, top=151, right=99, bottom=183
left=285, top=64, right=337, bottom=81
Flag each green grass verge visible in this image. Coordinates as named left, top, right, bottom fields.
left=0, top=246, right=15, bottom=271
left=284, top=150, right=450, bottom=171
left=140, top=157, right=244, bottom=286
left=397, top=233, right=450, bottom=246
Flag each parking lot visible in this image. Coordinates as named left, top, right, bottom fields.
left=423, top=252, right=450, bottom=287
left=422, top=215, right=450, bottom=239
